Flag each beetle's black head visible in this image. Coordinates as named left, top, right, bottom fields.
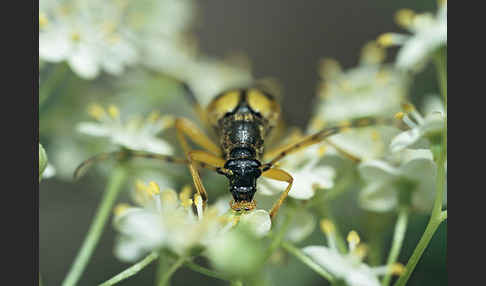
left=219, top=158, right=262, bottom=209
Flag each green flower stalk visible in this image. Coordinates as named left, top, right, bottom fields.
left=62, top=165, right=127, bottom=286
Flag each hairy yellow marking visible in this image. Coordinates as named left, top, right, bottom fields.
left=207, top=91, right=241, bottom=125
left=247, top=89, right=273, bottom=117
left=230, top=200, right=256, bottom=212
left=247, top=88, right=280, bottom=126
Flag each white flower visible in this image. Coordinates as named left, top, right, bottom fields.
left=316, top=42, right=407, bottom=122
left=302, top=220, right=404, bottom=286
left=259, top=143, right=336, bottom=200
left=39, top=0, right=195, bottom=79
left=358, top=149, right=436, bottom=213
left=284, top=209, right=316, bottom=243
left=312, top=42, right=406, bottom=161
left=390, top=96, right=445, bottom=152
left=77, top=104, right=174, bottom=155
left=114, top=181, right=271, bottom=262
left=378, top=3, right=447, bottom=72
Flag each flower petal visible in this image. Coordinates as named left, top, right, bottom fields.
left=285, top=209, right=316, bottom=242
left=359, top=160, right=399, bottom=182
left=390, top=128, right=422, bottom=152
left=239, top=210, right=272, bottom=237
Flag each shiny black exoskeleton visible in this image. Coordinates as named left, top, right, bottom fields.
left=219, top=153, right=262, bottom=206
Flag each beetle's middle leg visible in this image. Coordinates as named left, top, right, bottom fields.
left=175, top=117, right=223, bottom=207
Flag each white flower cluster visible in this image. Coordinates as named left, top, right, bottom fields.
left=77, top=104, right=174, bottom=155
left=378, top=2, right=447, bottom=72
left=302, top=220, right=404, bottom=286
left=114, top=181, right=271, bottom=262
left=39, top=0, right=194, bottom=79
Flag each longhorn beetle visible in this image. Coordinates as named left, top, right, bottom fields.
left=75, top=83, right=399, bottom=219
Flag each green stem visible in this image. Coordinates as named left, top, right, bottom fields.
left=159, top=256, right=187, bottom=286
left=382, top=207, right=409, bottom=286
left=39, top=63, right=68, bottom=109
left=394, top=47, right=448, bottom=286
left=62, top=166, right=127, bottom=286
left=184, top=260, right=231, bottom=281
left=156, top=253, right=170, bottom=286
left=265, top=208, right=294, bottom=260
left=99, top=252, right=159, bottom=286
left=281, top=241, right=334, bottom=283
left=393, top=211, right=446, bottom=286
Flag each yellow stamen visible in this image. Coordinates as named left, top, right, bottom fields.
left=320, top=219, right=335, bottom=234
left=319, top=58, right=342, bottom=79
left=377, top=33, right=394, bottom=47
left=361, top=41, right=386, bottom=64
left=401, top=103, right=415, bottom=113
left=394, top=111, right=405, bottom=120
left=181, top=198, right=193, bottom=208
left=179, top=185, right=192, bottom=202
left=347, top=230, right=361, bottom=246
left=88, top=104, right=106, bottom=120
left=395, top=9, right=416, bottom=28
left=147, top=181, right=160, bottom=196
left=354, top=243, right=368, bottom=259
left=39, top=13, right=48, bottom=29
left=71, top=32, right=81, bottom=42
left=318, top=145, right=327, bottom=157
left=108, top=105, right=120, bottom=119
left=390, top=263, right=405, bottom=276
left=114, top=203, right=131, bottom=217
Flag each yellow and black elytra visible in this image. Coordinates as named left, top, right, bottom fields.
left=75, top=84, right=398, bottom=219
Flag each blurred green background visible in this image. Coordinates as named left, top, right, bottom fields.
left=39, top=0, right=446, bottom=285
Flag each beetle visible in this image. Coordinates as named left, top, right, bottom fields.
left=75, top=83, right=395, bottom=219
